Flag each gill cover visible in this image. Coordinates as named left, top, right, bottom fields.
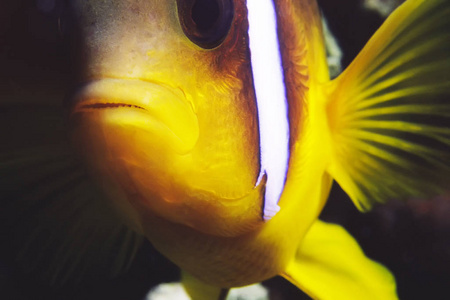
left=69, top=0, right=267, bottom=237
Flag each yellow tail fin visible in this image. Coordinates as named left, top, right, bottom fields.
left=326, top=0, right=450, bottom=210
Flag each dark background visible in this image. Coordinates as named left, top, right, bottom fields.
left=1, top=0, right=449, bottom=299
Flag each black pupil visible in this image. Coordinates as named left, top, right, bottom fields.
left=191, top=0, right=220, bottom=31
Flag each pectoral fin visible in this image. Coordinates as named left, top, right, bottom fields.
left=325, top=0, right=450, bottom=210
left=0, top=104, right=143, bottom=284
left=281, top=220, right=397, bottom=300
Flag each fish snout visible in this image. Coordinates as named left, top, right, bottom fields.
left=70, top=78, right=199, bottom=154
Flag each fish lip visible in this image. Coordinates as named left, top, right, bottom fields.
left=70, top=78, right=199, bottom=153
left=76, top=102, right=147, bottom=111
left=70, top=78, right=188, bottom=113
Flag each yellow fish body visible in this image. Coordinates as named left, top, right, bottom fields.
left=1, top=0, right=449, bottom=299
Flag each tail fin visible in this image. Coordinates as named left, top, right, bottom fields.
left=325, top=0, right=450, bottom=210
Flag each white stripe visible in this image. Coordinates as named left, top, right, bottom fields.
left=247, top=0, right=290, bottom=220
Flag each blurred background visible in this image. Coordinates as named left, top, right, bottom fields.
left=1, top=0, right=449, bottom=299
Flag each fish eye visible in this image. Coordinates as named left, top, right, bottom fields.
left=176, top=0, right=234, bottom=49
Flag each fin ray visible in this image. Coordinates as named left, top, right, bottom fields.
left=326, top=0, right=450, bottom=210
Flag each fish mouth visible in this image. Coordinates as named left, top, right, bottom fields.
left=70, top=78, right=199, bottom=153
left=77, top=102, right=147, bottom=110
left=71, top=78, right=190, bottom=112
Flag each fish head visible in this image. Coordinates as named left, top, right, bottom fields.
left=69, top=0, right=267, bottom=237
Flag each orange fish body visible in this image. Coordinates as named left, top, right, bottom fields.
left=1, top=0, right=449, bottom=299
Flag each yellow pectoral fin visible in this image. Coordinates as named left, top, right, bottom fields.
left=326, top=0, right=450, bottom=210
left=281, top=220, right=397, bottom=300
left=181, top=271, right=229, bottom=300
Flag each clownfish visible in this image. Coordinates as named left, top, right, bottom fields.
left=1, top=0, right=449, bottom=299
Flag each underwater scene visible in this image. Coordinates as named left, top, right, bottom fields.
left=1, top=0, right=449, bottom=299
